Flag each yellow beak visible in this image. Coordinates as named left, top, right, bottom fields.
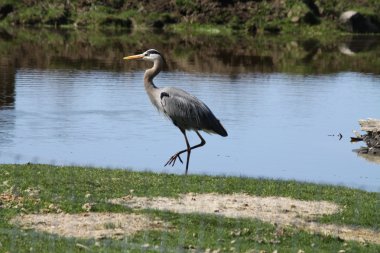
left=123, top=54, right=144, bottom=60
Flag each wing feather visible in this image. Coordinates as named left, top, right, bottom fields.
left=159, top=87, right=227, bottom=136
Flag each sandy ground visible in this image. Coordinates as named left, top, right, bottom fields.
left=110, top=193, right=380, bottom=244
left=10, top=212, right=168, bottom=240
left=8, top=193, right=380, bottom=244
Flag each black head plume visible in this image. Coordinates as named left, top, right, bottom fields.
left=145, top=49, right=168, bottom=70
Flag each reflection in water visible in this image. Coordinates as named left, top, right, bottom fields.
left=0, top=28, right=379, bottom=75
left=0, top=28, right=379, bottom=191
left=0, top=61, right=16, bottom=145
left=356, top=152, right=380, bottom=165
left=342, top=35, right=380, bottom=54
left=0, top=61, right=15, bottom=108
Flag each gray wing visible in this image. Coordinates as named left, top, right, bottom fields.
left=159, top=87, right=227, bottom=136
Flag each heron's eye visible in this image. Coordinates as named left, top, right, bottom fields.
left=145, top=53, right=149, bottom=56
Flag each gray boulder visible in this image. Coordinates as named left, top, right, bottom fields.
left=339, top=11, right=380, bottom=33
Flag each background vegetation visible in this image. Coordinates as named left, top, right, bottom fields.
left=1, top=0, right=380, bottom=34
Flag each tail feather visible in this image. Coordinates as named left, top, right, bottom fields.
left=213, top=120, right=228, bottom=137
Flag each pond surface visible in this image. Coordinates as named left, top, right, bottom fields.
left=1, top=29, right=380, bottom=191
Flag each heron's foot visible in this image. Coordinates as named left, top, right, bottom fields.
left=164, top=152, right=183, bottom=167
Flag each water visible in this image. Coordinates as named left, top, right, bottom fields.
left=1, top=29, right=380, bottom=191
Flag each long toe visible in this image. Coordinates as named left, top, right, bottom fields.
left=164, top=156, right=176, bottom=167
left=164, top=153, right=183, bottom=167
left=177, top=155, right=183, bottom=164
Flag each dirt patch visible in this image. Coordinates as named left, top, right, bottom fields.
left=8, top=193, right=380, bottom=244
left=10, top=212, right=168, bottom=240
left=0, top=192, right=24, bottom=208
left=110, top=193, right=380, bottom=245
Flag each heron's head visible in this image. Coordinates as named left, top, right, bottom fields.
left=123, top=49, right=163, bottom=63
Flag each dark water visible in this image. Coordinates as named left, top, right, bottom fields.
left=1, top=28, right=380, bottom=191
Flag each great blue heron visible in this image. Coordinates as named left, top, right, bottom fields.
left=124, top=49, right=227, bottom=175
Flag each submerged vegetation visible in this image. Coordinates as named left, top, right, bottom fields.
left=0, top=0, right=380, bottom=35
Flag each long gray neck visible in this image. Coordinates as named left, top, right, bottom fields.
left=144, top=59, right=162, bottom=90
left=143, top=59, right=163, bottom=109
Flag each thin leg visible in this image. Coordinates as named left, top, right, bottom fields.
left=183, top=131, right=191, bottom=175
left=164, top=130, right=206, bottom=175
left=164, top=129, right=188, bottom=168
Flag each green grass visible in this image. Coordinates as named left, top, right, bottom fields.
left=170, top=23, right=233, bottom=35
left=0, top=164, right=379, bottom=252
left=1, top=0, right=378, bottom=35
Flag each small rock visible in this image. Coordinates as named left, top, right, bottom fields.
left=291, top=16, right=300, bottom=23
left=82, top=203, right=93, bottom=212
